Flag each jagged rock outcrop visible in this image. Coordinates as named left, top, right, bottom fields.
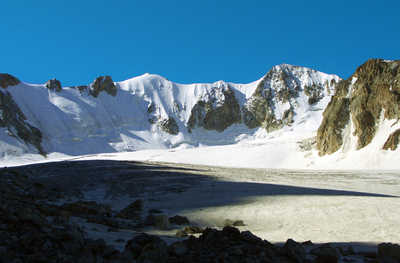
left=0, top=73, right=20, bottom=89
left=317, top=59, right=400, bottom=156
left=88, top=75, right=117, bottom=98
left=45, top=78, right=62, bottom=92
left=304, top=83, right=325, bottom=105
left=146, top=102, right=157, bottom=124
left=0, top=74, right=45, bottom=155
left=187, top=83, right=240, bottom=132
left=69, top=76, right=116, bottom=97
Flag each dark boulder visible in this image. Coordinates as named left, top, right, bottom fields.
left=378, top=242, right=400, bottom=261
left=61, top=200, right=112, bottom=217
left=169, top=215, right=190, bottom=225
left=175, top=230, right=188, bottom=237
left=61, top=225, right=84, bottom=247
left=126, top=233, right=163, bottom=247
left=310, top=244, right=340, bottom=263
left=240, top=230, right=262, bottom=245
left=223, top=219, right=244, bottom=227
left=115, top=199, right=143, bottom=220
left=283, top=238, right=306, bottom=263
left=138, top=240, right=169, bottom=263
left=185, top=225, right=204, bottom=234
left=109, top=250, right=135, bottom=261
left=154, top=215, right=171, bottom=230
left=170, top=241, right=187, bottom=256
left=222, top=226, right=240, bottom=235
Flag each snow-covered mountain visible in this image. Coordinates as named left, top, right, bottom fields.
left=0, top=64, right=339, bottom=162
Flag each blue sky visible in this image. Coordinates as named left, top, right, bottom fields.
left=2, top=1, right=399, bottom=87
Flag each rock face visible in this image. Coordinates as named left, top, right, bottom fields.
left=187, top=82, right=240, bottom=132
left=383, top=129, right=400, bottom=150
left=241, top=80, right=277, bottom=130
left=158, top=116, right=179, bottom=135
left=0, top=74, right=45, bottom=155
left=317, top=59, right=400, bottom=156
left=45, top=78, right=62, bottom=92
left=316, top=80, right=350, bottom=156
left=0, top=73, right=20, bottom=89
left=69, top=76, right=117, bottom=97
left=88, top=75, right=117, bottom=98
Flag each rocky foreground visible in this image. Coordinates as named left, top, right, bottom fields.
left=1, top=161, right=400, bottom=263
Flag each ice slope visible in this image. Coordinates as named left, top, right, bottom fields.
left=0, top=64, right=339, bottom=165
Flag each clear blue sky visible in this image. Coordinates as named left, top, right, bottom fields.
left=2, top=1, right=399, bottom=87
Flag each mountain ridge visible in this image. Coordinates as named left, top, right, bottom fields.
left=4, top=59, right=400, bottom=169
left=0, top=63, right=339, bottom=161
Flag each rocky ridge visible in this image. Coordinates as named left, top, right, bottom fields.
left=88, top=76, right=117, bottom=98
left=187, top=64, right=338, bottom=133
left=317, top=59, right=400, bottom=156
